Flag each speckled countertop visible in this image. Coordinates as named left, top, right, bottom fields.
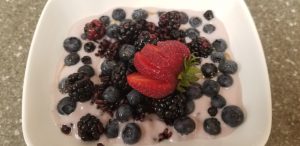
left=0, top=0, right=299, bottom=146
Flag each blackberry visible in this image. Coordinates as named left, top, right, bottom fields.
left=78, top=65, right=95, bottom=77
left=179, top=12, right=189, bottom=24
left=65, top=73, right=94, bottom=102
left=117, top=20, right=141, bottom=44
left=188, top=37, right=213, bottom=58
left=158, top=11, right=181, bottom=31
left=77, top=114, right=104, bottom=141
left=132, top=9, right=148, bottom=20
left=158, top=128, right=172, bottom=142
left=112, top=8, right=126, bottom=21
left=84, top=42, right=96, bottom=53
left=189, top=17, right=202, bottom=28
left=134, top=31, right=158, bottom=50
left=81, top=56, right=92, bottom=64
left=64, top=53, right=80, bottom=66
left=84, top=19, right=106, bottom=40
left=152, top=93, right=187, bottom=125
left=106, top=24, right=120, bottom=39
left=203, top=24, right=216, bottom=34
left=145, top=21, right=158, bottom=33
left=204, top=10, right=214, bottom=20
left=170, top=29, right=186, bottom=42
left=110, top=63, right=128, bottom=89
left=63, top=37, right=82, bottom=53
left=185, top=28, right=200, bottom=40
left=99, top=15, right=110, bottom=26
left=97, top=39, right=120, bottom=60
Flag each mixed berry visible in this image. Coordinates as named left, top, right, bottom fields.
left=56, top=8, right=245, bottom=145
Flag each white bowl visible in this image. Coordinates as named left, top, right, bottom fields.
left=22, top=0, right=272, bottom=146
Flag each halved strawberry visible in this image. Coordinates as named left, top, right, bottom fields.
left=127, top=73, right=176, bottom=98
left=157, top=40, right=190, bottom=58
left=134, top=52, right=176, bottom=82
left=140, top=44, right=172, bottom=69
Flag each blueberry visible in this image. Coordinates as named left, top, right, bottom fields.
left=99, top=15, right=110, bottom=26
left=105, top=119, right=119, bottom=138
left=185, top=84, right=202, bottom=100
left=116, top=105, right=133, bottom=122
left=211, top=51, right=225, bottom=63
left=84, top=42, right=96, bottom=53
left=185, top=28, right=200, bottom=40
left=63, top=37, right=82, bottom=52
left=203, top=118, right=221, bottom=135
left=208, top=106, right=218, bottom=117
left=58, top=78, right=67, bottom=93
left=202, top=80, right=220, bottom=97
left=119, top=44, right=136, bottom=61
left=106, top=24, right=120, bottom=38
left=112, top=8, right=126, bottom=21
left=204, top=10, right=214, bottom=20
left=122, top=123, right=141, bottom=144
left=212, top=39, right=227, bottom=52
left=217, top=74, right=233, bottom=87
left=222, top=105, right=244, bottom=127
left=127, top=90, right=143, bottom=106
left=201, top=63, right=218, bottom=78
left=185, top=100, right=195, bottom=115
left=218, top=60, right=238, bottom=74
left=189, top=17, right=202, bottom=28
left=132, top=9, right=148, bottom=20
left=81, top=56, right=92, bottom=64
left=203, top=24, right=216, bottom=34
left=211, top=94, right=226, bottom=108
left=174, top=117, right=196, bottom=135
left=78, top=65, right=95, bottom=77
left=102, top=86, right=120, bottom=103
left=64, top=53, right=80, bottom=66
left=101, top=60, right=117, bottom=75
left=179, top=12, right=189, bottom=24
left=57, top=97, right=76, bottom=115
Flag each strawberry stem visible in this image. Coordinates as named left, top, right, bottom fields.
left=176, top=54, right=201, bottom=92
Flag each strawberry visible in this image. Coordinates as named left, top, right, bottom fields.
left=157, top=40, right=190, bottom=58
left=140, top=44, right=172, bottom=69
left=134, top=52, right=176, bottom=82
left=127, top=73, right=177, bottom=98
